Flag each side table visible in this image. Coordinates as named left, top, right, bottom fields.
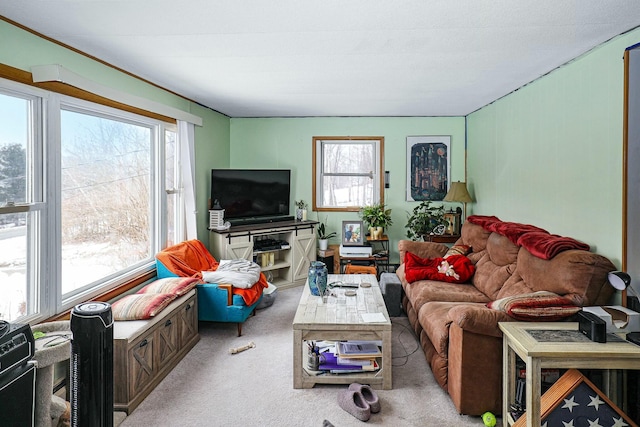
left=499, top=322, right=640, bottom=427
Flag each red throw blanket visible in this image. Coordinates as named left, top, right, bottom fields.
left=404, top=252, right=476, bottom=284
left=466, top=215, right=590, bottom=259
left=516, top=232, right=590, bottom=260
left=467, top=215, right=502, bottom=228
left=156, top=239, right=267, bottom=306
left=486, top=221, right=548, bottom=246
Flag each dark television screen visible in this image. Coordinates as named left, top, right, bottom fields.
left=210, top=169, right=291, bottom=222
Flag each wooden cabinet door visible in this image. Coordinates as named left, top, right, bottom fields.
left=128, top=333, right=154, bottom=398
left=292, top=228, right=316, bottom=282
left=178, top=295, right=198, bottom=348
left=155, top=312, right=179, bottom=370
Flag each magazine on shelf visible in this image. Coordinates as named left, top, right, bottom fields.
left=337, top=341, right=382, bottom=358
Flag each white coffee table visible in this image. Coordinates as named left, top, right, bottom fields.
left=292, top=273, right=392, bottom=389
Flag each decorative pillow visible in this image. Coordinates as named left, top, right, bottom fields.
left=487, top=291, right=580, bottom=321
left=404, top=252, right=475, bottom=284
left=138, top=277, right=199, bottom=296
left=443, top=244, right=471, bottom=258
left=111, top=293, right=177, bottom=321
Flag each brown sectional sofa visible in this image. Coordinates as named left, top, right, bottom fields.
left=396, top=218, right=616, bottom=416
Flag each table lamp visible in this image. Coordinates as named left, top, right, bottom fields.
left=608, top=270, right=640, bottom=310
left=443, top=181, right=473, bottom=220
left=608, top=271, right=631, bottom=291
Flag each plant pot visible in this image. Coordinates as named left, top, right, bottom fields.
left=318, top=239, right=328, bottom=250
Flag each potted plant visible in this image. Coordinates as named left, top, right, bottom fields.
left=295, top=200, right=308, bottom=221
left=405, top=201, right=446, bottom=240
left=359, top=203, right=393, bottom=239
left=316, top=218, right=337, bottom=250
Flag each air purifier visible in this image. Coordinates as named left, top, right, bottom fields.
left=70, top=302, right=113, bottom=427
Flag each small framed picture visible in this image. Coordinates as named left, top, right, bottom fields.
left=443, top=212, right=461, bottom=235
left=342, top=220, right=364, bottom=246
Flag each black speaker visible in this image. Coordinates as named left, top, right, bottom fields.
left=576, top=310, right=606, bottom=343
left=0, top=361, right=36, bottom=427
left=70, top=302, right=113, bottom=427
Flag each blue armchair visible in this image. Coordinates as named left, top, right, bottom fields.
left=155, top=240, right=265, bottom=336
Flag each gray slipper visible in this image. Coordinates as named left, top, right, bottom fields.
left=338, top=389, right=371, bottom=421
left=348, top=383, right=381, bottom=413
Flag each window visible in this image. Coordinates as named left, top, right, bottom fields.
left=0, top=88, right=43, bottom=321
left=312, top=136, right=384, bottom=211
left=0, top=79, right=183, bottom=322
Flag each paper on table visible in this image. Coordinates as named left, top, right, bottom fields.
left=361, top=312, right=386, bottom=323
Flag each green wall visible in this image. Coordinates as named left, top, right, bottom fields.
left=230, top=117, right=466, bottom=263
left=0, top=19, right=230, bottom=241
left=467, top=28, right=640, bottom=267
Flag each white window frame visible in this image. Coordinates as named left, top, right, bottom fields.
left=312, top=136, right=384, bottom=212
left=0, top=77, right=182, bottom=323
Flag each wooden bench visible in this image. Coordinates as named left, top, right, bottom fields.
left=113, top=289, right=199, bottom=414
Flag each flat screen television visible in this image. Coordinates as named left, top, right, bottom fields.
left=210, top=169, right=293, bottom=225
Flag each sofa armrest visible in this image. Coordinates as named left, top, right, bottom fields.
left=447, top=304, right=515, bottom=338
left=398, top=239, right=449, bottom=263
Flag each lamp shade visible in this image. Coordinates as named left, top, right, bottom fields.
left=443, top=181, right=473, bottom=203
left=608, top=271, right=631, bottom=291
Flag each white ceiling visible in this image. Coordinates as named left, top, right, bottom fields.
left=2, top=1, right=640, bottom=118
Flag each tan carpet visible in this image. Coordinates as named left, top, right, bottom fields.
left=120, top=285, right=491, bottom=426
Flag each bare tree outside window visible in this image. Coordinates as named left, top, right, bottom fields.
left=61, top=110, right=152, bottom=295
left=313, top=136, right=384, bottom=211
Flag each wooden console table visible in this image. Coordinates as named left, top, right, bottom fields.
left=499, top=322, right=640, bottom=427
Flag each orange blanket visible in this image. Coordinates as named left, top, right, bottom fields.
left=156, top=239, right=267, bottom=306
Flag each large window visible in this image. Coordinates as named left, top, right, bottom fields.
left=0, top=79, right=183, bottom=322
left=312, top=136, right=384, bottom=211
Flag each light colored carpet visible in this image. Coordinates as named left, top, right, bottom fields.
left=120, top=286, right=494, bottom=426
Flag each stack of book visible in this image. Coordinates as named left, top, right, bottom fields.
left=319, top=341, right=381, bottom=374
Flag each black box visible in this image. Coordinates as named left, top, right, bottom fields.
left=577, top=310, right=607, bottom=343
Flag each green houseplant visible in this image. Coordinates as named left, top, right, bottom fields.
left=405, top=201, right=446, bottom=240
left=359, top=203, right=393, bottom=239
left=316, top=218, right=337, bottom=250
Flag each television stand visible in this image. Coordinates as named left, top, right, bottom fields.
left=209, top=220, right=318, bottom=289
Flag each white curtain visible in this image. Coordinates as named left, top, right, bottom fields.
left=178, top=120, right=197, bottom=239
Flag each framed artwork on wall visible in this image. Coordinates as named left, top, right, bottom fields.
left=406, top=135, right=451, bottom=202
left=342, top=220, right=364, bottom=246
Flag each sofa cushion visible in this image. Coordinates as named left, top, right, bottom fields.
left=471, top=233, right=519, bottom=299
left=458, top=221, right=492, bottom=264
left=112, top=293, right=178, bottom=321
left=498, top=248, right=615, bottom=306
left=399, top=264, right=490, bottom=307
left=418, top=301, right=457, bottom=357
left=487, top=291, right=580, bottom=321
left=398, top=239, right=449, bottom=264
left=138, top=277, right=199, bottom=296
left=404, top=252, right=475, bottom=284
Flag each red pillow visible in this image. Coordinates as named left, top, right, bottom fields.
left=404, top=252, right=475, bottom=284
